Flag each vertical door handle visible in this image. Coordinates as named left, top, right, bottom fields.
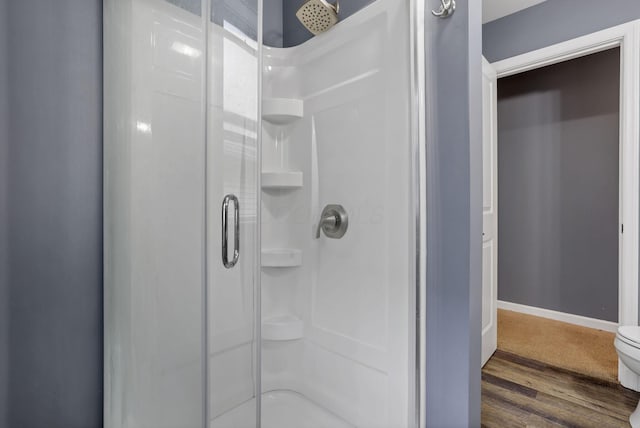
left=222, top=194, right=240, bottom=268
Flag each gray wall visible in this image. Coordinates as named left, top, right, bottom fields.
left=424, top=0, right=483, bottom=426
left=498, top=49, right=620, bottom=322
left=483, top=0, right=640, bottom=62
left=282, top=0, right=374, bottom=47
left=264, top=0, right=284, bottom=47
left=0, top=1, right=9, bottom=426
left=2, top=1, right=103, bottom=427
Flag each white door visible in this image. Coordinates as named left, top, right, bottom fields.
left=481, top=57, right=498, bottom=367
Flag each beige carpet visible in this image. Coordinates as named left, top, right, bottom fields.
left=497, top=309, right=618, bottom=382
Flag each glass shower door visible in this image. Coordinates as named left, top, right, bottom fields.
left=206, top=1, right=261, bottom=427
left=104, top=0, right=209, bottom=427
left=104, top=0, right=261, bottom=427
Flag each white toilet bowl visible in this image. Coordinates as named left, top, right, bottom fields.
left=615, top=326, right=640, bottom=428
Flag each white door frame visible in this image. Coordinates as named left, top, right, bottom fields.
left=491, top=20, right=640, bottom=389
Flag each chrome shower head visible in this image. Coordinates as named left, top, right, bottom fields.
left=296, top=0, right=339, bottom=36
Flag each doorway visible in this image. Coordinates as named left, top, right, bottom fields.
left=480, top=21, right=640, bottom=428
left=481, top=21, right=640, bottom=388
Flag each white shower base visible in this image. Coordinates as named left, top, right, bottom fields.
left=211, top=390, right=353, bottom=428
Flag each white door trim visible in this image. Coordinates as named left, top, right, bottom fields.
left=491, top=20, right=640, bottom=388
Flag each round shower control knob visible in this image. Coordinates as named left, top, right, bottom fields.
left=315, top=204, right=348, bottom=239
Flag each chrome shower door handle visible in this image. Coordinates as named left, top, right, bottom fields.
left=222, top=194, right=240, bottom=268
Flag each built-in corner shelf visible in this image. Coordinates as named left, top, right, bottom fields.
left=261, top=171, right=303, bottom=190
left=262, top=98, right=304, bottom=125
left=261, top=248, right=302, bottom=267
left=262, top=315, right=304, bottom=341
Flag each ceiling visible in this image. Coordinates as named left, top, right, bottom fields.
left=482, top=0, right=548, bottom=24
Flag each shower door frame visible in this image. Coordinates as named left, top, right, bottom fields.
left=410, top=0, right=427, bottom=427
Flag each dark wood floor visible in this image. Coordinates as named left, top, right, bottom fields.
left=482, top=350, right=640, bottom=428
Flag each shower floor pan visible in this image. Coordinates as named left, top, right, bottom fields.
left=211, top=390, right=353, bottom=428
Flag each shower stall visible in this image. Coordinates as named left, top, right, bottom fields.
left=103, top=0, right=426, bottom=426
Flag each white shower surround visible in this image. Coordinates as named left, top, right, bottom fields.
left=259, top=0, right=415, bottom=426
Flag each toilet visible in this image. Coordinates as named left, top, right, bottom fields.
left=615, top=326, right=640, bottom=427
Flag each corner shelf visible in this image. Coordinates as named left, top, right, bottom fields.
left=261, top=171, right=303, bottom=190
left=261, top=248, right=302, bottom=267
left=262, top=98, right=304, bottom=125
left=262, top=315, right=304, bottom=341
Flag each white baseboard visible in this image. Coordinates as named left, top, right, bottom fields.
left=498, top=300, right=619, bottom=333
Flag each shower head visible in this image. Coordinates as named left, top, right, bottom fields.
left=296, top=0, right=339, bottom=36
